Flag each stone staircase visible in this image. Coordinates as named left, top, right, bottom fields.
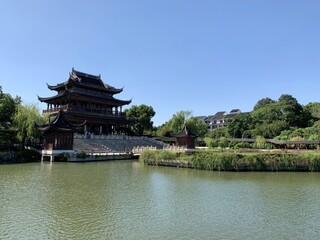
left=73, top=134, right=167, bottom=154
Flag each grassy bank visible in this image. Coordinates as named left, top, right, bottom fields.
left=140, top=149, right=320, bottom=172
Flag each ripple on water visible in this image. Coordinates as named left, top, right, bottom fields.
left=1, top=163, right=320, bottom=239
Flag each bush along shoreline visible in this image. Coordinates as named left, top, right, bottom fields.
left=0, top=149, right=41, bottom=164
left=139, top=150, right=320, bottom=172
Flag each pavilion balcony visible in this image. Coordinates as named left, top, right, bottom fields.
left=43, top=105, right=68, bottom=114
left=43, top=105, right=125, bottom=117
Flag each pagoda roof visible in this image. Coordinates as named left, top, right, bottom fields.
left=47, top=68, right=124, bottom=94
left=173, top=124, right=196, bottom=138
left=38, top=89, right=132, bottom=106
left=36, top=109, right=85, bottom=132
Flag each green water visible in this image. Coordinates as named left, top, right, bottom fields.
left=1, top=161, right=320, bottom=240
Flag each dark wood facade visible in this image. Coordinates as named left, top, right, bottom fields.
left=173, top=124, right=196, bottom=149
left=38, top=69, right=132, bottom=134
left=36, top=110, right=84, bottom=151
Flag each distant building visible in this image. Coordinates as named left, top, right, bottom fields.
left=224, top=109, right=241, bottom=123
left=194, top=116, right=207, bottom=125
left=196, top=109, right=242, bottom=131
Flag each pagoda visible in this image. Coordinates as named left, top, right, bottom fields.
left=36, top=109, right=85, bottom=161
left=173, top=124, right=196, bottom=149
left=38, top=68, right=132, bottom=135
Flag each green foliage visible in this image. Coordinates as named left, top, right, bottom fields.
left=203, top=137, right=217, bottom=148
left=0, top=86, right=21, bottom=124
left=170, top=111, right=192, bottom=133
left=15, top=149, right=41, bottom=162
left=301, top=152, right=320, bottom=171
left=142, top=149, right=320, bottom=172
left=76, top=152, right=89, bottom=159
left=233, top=142, right=252, bottom=149
left=278, top=94, right=304, bottom=126
left=276, top=129, right=293, bottom=140
left=157, top=110, right=208, bottom=137
left=218, top=137, right=228, bottom=148
left=225, top=94, right=307, bottom=139
left=57, top=152, right=70, bottom=162
left=139, top=150, right=178, bottom=165
left=242, top=130, right=252, bottom=138
left=304, top=102, right=320, bottom=119
left=253, top=97, right=276, bottom=111
left=255, top=136, right=266, bottom=149
left=125, top=104, right=155, bottom=136
left=186, top=117, right=208, bottom=137
left=155, top=94, right=320, bottom=142
left=252, top=103, right=283, bottom=124
left=206, top=127, right=227, bottom=139
left=227, top=113, right=254, bottom=138
left=13, top=104, right=45, bottom=147
left=251, top=120, right=288, bottom=138
left=0, top=86, right=21, bottom=146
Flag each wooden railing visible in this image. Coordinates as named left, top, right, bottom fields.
left=43, top=105, right=125, bottom=117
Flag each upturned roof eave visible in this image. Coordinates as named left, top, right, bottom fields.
left=38, top=90, right=73, bottom=103
left=173, top=124, right=197, bottom=138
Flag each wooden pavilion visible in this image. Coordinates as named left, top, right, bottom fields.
left=38, top=68, right=132, bottom=135
left=36, top=109, right=85, bottom=161
left=173, top=124, right=196, bottom=149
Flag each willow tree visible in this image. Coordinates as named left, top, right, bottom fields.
left=13, top=104, right=45, bottom=147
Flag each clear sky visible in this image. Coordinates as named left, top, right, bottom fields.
left=1, top=0, right=319, bottom=126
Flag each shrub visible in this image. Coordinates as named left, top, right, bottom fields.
left=15, top=149, right=41, bottom=163
left=218, top=137, right=228, bottom=148
left=76, top=152, right=88, bottom=159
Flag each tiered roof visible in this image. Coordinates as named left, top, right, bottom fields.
left=36, top=110, right=85, bottom=132
left=47, top=68, right=123, bottom=94
left=38, top=69, right=131, bottom=106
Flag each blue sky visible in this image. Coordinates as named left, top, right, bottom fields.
left=1, top=0, right=319, bottom=126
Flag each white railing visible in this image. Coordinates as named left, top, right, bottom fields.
left=132, top=146, right=157, bottom=154
left=74, top=134, right=151, bottom=141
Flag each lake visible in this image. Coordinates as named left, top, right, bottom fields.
left=1, top=160, right=320, bottom=239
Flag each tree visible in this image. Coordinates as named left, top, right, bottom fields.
left=278, top=94, right=303, bottom=126
left=251, top=120, right=288, bottom=138
left=0, top=86, right=21, bottom=146
left=303, top=102, right=320, bottom=126
left=227, top=113, right=254, bottom=138
left=0, top=86, right=21, bottom=125
left=157, top=110, right=192, bottom=136
left=185, top=117, right=208, bottom=138
left=206, top=127, right=227, bottom=139
left=169, top=110, right=192, bottom=133
left=253, top=97, right=276, bottom=111
left=156, top=121, right=172, bottom=136
left=156, top=110, right=208, bottom=137
left=124, top=104, right=155, bottom=136
left=304, top=102, right=320, bottom=119
left=13, top=104, right=45, bottom=147
left=251, top=103, right=283, bottom=124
